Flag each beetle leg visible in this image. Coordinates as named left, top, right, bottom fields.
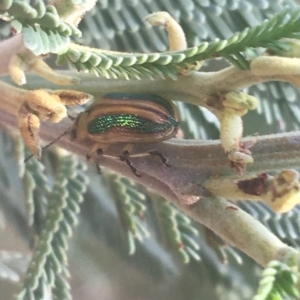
left=120, top=151, right=141, bottom=177
left=94, top=147, right=142, bottom=177
left=148, top=150, right=170, bottom=167
left=127, top=150, right=170, bottom=167
left=95, top=163, right=102, bottom=174
left=86, top=149, right=103, bottom=175
left=89, top=145, right=170, bottom=177
left=85, top=143, right=102, bottom=160
left=97, top=148, right=120, bottom=159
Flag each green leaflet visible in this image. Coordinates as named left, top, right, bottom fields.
left=2, top=1, right=81, bottom=55
left=253, top=260, right=300, bottom=300
left=22, top=25, right=70, bottom=55
left=154, top=197, right=200, bottom=263
left=17, top=155, right=88, bottom=300
left=57, top=7, right=300, bottom=80
left=107, top=174, right=149, bottom=255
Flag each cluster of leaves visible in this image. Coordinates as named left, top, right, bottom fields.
left=154, top=197, right=200, bottom=263
left=106, top=174, right=150, bottom=255
left=56, top=7, right=300, bottom=80
left=16, top=154, right=89, bottom=300
left=106, top=174, right=201, bottom=262
left=3, top=2, right=300, bottom=81
left=253, top=260, right=299, bottom=300
left=0, top=0, right=80, bottom=55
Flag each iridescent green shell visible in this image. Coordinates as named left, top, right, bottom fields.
left=75, top=93, right=179, bottom=144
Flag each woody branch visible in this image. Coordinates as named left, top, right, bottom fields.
left=0, top=107, right=298, bottom=267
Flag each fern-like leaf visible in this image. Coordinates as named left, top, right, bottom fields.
left=10, top=135, right=50, bottom=230
left=154, top=197, right=200, bottom=263
left=2, top=1, right=81, bottom=55
left=57, top=7, right=300, bottom=79
left=16, top=154, right=88, bottom=300
left=253, top=260, right=299, bottom=300
left=23, top=153, right=50, bottom=229
left=106, top=174, right=150, bottom=255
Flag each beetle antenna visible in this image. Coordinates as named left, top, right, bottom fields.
left=24, top=130, right=69, bottom=163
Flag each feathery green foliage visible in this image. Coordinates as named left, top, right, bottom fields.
left=16, top=154, right=88, bottom=300
left=106, top=174, right=150, bottom=255
left=23, top=153, right=50, bottom=229
left=12, top=136, right=50, bottom=231
left=154, top=197, right=200, bottom=263
left=56, top=7, right=300, bottom=79
left=104, top=173, right=201, bottom=261
left=253, top=260, right=299, bottom=300
left=1, top=0, right=80, bottom=55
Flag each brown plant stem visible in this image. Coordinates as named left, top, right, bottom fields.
left=0, top=106, right=299, bottom=267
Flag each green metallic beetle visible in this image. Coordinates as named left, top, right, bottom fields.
left=71, top=92, right=180, bottom=176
